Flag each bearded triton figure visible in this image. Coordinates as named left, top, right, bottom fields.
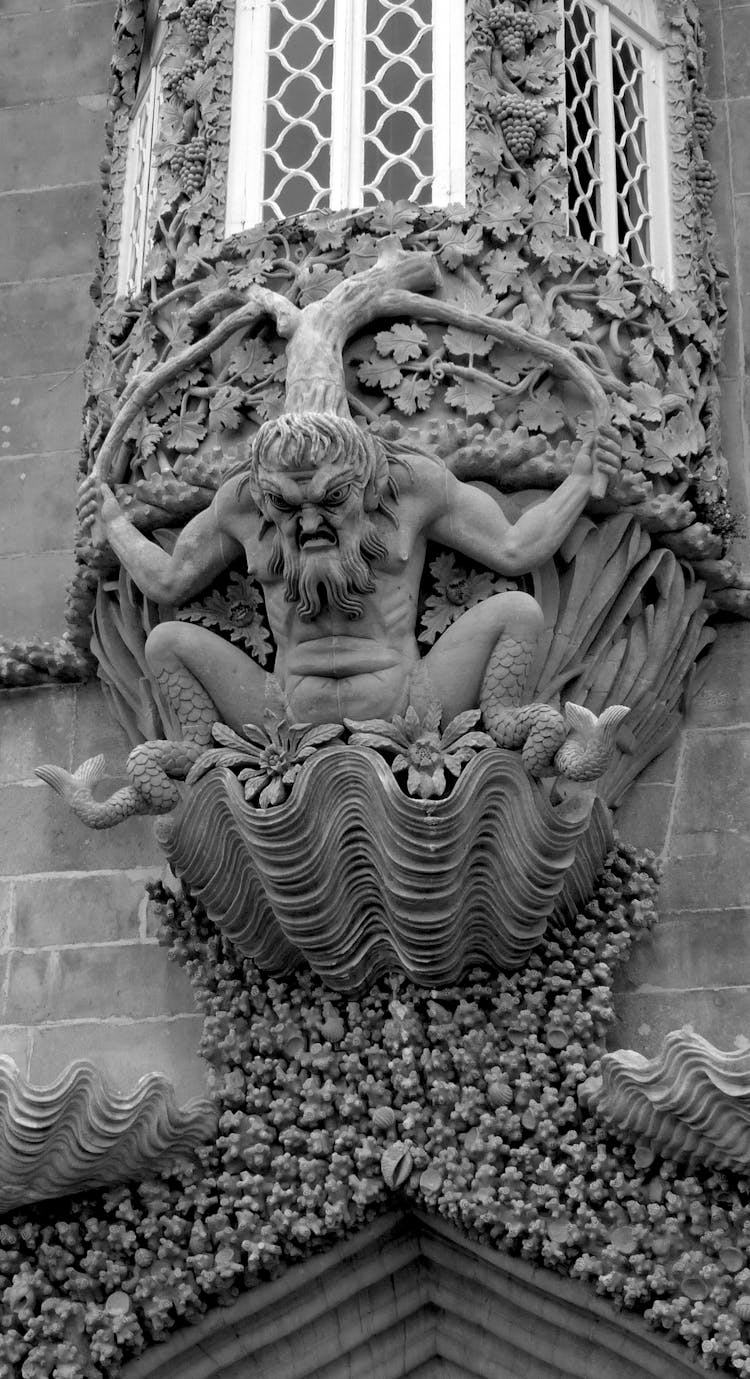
left=44, top=244, right=624, bottom=825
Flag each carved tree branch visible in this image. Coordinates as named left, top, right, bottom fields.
left=97, top=290, right=302, bottom=483
left=283, top=237, right=440, bottom=415
left=381, top=292, right=621, bottom=495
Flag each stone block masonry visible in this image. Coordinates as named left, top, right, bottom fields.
left=0, top=0, right=207, bottom=1103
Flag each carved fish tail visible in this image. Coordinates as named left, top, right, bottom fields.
left=126, top=740, right=204, bottom=813
left=154, top=667, right=217, bottom=747
left=481, top=636, right=566, bottom=774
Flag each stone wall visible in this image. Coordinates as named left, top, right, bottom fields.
left=0, top=0, right=205, bottom=1101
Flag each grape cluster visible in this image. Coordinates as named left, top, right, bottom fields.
left=490, top=3, right=537, bottom=59
left=495, top=93, right=546, bottom=162
left=162, top=59, right=198, bottom=103
left=692, top=92, right=716, bottom=148
left=693, top=156, right=718, bottom=210
left=170, top=131, right=208, bottom=195
left=183, top=0, right=213, bottom=49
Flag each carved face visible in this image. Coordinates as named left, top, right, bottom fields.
left=258, top=456, right=387, bottom=621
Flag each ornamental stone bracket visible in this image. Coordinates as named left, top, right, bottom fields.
left=583, top=1028, right=750, bottom=1175
left=0, top=1058, right=217, bottom=1213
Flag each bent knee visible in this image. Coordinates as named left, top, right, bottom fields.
left=145, top=620, right=197, bottom=669
left=484, top=591, right=543, bottom=636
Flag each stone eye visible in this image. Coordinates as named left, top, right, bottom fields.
left=267, top=492, right=295, bottom=513
left=324, top=484, right=351, bottom=506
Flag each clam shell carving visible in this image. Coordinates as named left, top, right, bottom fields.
left=0, top=1057, right=216, bottom=1212
left=159, top=746, right=613, bottom=993
left=591, top=1028, right=750, bottom=1173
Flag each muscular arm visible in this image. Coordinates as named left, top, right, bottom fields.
left=425, top=429, right=620, bottom=575
left=92, top=485, right=244, bottom=603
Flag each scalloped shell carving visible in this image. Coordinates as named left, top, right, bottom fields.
left=158, top=746, right=613, bottom=993
left=0, top=1058, right=217, bottom=1212
left=591, top=1029, right=750, bottom=1172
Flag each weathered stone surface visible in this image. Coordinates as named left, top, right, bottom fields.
left=0, top=782, right=163, bottom=875
left=0, top=5, right=112, bottom=108
left=660, top=729, right=750, bottom=910
left=611, top=986, right=750, bottom=1058
left=0, top=453, right=77, bottom=554
left=0, top=278, right=93, bottom=376
left=0, top=98, right=105, bottom=192
left=0, top=943, right=196, bottom=1023
left=0, top=372, right=84, bottom=457
left=616, top=911, right=750, bottom=994
left=14, top=869, right=153, bottom=947
left=1, top=186, right=101, bottom=284
left=614, top=782, right=674, bottom=854
left=688, top=625, right=750, bottom=726
left=0, top=1027, right=30, bottom=1071
left=0, top=552, right=71, bottom=639
left=722, top=6, right=750, bottom=100
left=29, top=1015, right=207, bottom=1102
left=0, top=686, right=76, bottom=784
left=729, top=96, right=750, bottom=196
left=0, top=1056, right=216, bottom=1211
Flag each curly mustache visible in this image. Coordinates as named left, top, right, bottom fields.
left=269, top=520, right=388, bottom=620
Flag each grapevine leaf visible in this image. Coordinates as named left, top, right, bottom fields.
left=488, top=344, right=537, bottom=384
left=436, top=223, right=484, bottom=270
left=480, top=246, right=527, bottom=295
left=517, top=393, right=567, bottom=435
left=365, top=200, right=420, bottom=234
left=644, top=311, right=675, bottom=357
left=529, top=223, right=575, bottom=276
left=630, top=382, right=664, bottom=422
left=231, top=258, right=273, bottom=289
left=469, top=130, right=502, bottom=178
left=209, top=385, right=246, bottom=432
left=627, top=338, right=660, bottom=384
left=374, top=324, right=428, bottom=363
left=164, top=410, right=207, bottom=453
left=482, top=190, right=530, bottom=241
left=388, top=374, right=433, bottom=414
left=297, top=263, right=344, bottom=306
left=358, top=356, right=403, bottom=390
left=445, top=379, right=497, bottom=417
left=443, top=327, right=494, bottom=359
left=229, top=338, right=274, bottom=384
left=555, top=301, right=594, bottom=338
left=596, top=273, right=637, bottom=319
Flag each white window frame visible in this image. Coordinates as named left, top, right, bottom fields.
left=562, top=0, right=673, bottom=285
left=226, top=0, right=466, bottom=236
left=117, top=3, right=165, bottom=297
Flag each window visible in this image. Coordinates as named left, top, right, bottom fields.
left=563, top=0, right=672, bottom=282
left=118, top=0, right=165, bottom=295
left=226, top=0, right=465, bottom=234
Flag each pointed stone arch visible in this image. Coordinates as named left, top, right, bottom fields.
left=122, top=1211, right=704, bottom=1379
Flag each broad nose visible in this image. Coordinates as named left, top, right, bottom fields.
left=299, top=506, right=323, bottom=534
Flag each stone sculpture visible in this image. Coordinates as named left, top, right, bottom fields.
left=40, top=242, right=626, bottom=829
left=0, top=1058, right=216, bottom=1211
left=583, top=1028, right=750, bottom=1174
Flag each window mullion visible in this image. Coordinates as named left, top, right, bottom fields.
left=596, top=3, right=619, bottom=256
left=225, top=0, right=271, bottom=235
left=330, top=0, right=365, bottom=211
left=433, top=0, right=465, bottom=204
left=641, top=45, right=672, bottom=285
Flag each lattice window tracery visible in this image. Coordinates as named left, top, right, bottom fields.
left=226, top=0, right=465, bottom=234
left=562, top=0, right=672, bottom=283
left=118, top=0, right=165, bottom=296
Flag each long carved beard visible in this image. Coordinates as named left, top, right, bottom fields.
left=269, top=521, right=388, bottom=621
